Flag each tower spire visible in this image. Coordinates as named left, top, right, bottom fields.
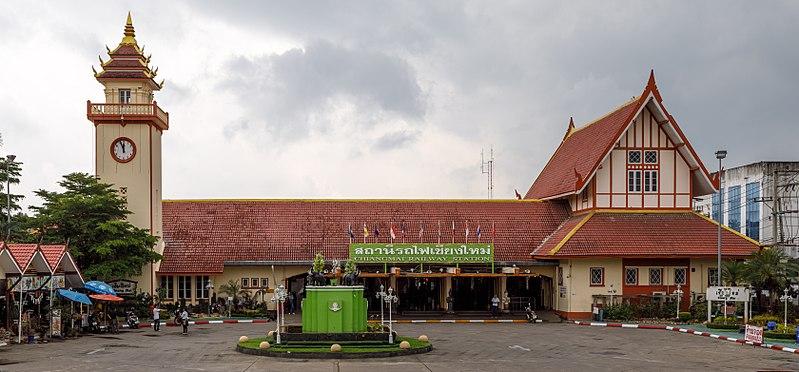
left=122, top=11, right=136, bottom=44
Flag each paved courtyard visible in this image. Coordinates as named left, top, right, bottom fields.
left=0, top=322, right=797, bottom=371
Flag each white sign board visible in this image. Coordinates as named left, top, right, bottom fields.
left=707, top=286, right=750, bottom=302
left=745, top=324, right=763, bottom=344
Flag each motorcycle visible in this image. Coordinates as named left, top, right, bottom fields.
left=525, top=303, right=538, bottom=323
left=125, top=311, right=140, bottom=329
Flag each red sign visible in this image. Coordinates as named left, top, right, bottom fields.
left=745, top=324, right=763, bottom=344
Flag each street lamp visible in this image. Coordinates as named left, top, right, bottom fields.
left=205, top=281, right=214, bottom=315
left=673, top=284, right=684, bottom=320
left=715, top=150, right=726, bottom=287
left=780, top=288, right=790, bottom=328
left=375, top=284, right=386, bottom=331
left=5, top=154, right=15, bottom=238
left=384, top=287, right=399, bottom=344
left=271, top=285, right=288, bottom=344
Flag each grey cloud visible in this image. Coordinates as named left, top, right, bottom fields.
left=220, top=39, right=425, bottom=140
left=373, top=129, right=419, bottom=151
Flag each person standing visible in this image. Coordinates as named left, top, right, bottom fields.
left=180, top=307, right=189, bottom=335
left=152, top=304, right=161, bottom=331
left=491, top=294, right=500, bottom=317
left=288, top=291, right=296, bottom=315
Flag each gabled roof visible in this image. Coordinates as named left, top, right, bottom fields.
left=4, top=243, right=40, bottom=272
left=525, top=71, right=716, bottom=200
left=40, top=244, right=67, bottom=272
left=160, top=199, right=570, bottom=274
left=531, top=211, right=760, bottom=258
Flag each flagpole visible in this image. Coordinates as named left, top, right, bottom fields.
left=465, top=220, right=468, bottom=244
left=437, top=221, right=441, bottom=245
left=451, top=221, right=455, bottom=244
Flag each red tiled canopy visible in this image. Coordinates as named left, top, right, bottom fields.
left=160, top=199, right=570, bottom=274
left=532, top=212, right=760, bottom=258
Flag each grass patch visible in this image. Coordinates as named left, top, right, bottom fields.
left=238, top=335, right=430, bottom=354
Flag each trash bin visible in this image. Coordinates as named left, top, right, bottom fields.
left=767, top=321, right=777, bottom=331
left=795, top=326, right=799, bottom=344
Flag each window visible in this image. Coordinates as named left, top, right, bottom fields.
left=746, top=182, right=760, bottom=240
left=644, top=150, right=658, bottom=164
left=261, top=278, right=269, bottom=288
left=241, top=278, right=249, bottom=288
left=195, top=276, right=210, bottom=299
left=628, top=170, right=642, bottom=192
left=590, top=267, right=604, bottom=286
left=708, top=268, right=719, bottom=287
left=625, top=267, right=638, bottom=285
left=557, top=267, right=563, bottom=286
left=644, top=170, right=658, bottom=192
left=727, top=185, right=741, bottom=232
left=628, top=150, right=642, bottom=164
left=160, top=276, right=174, bottom=299
left=251, top=278, right=259, bottom=288
left=712, top=189, right=724, bottom=224
left=119, top=89, right=131, bottom=104
left=648, top=268, right=663, bottom=285
left=674, top=268, right=687, bottom=285
left=178, top=275, right=192, bottom=299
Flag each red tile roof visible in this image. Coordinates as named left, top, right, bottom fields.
left=160, top=200, right=570, bottom=274
left=532, top=211, right=760, bottom=258
left=4, top=243, right=39, bottom=272
left=40, top=245, right=67, bottom=271
left=95, top=14, right=161, bottom=89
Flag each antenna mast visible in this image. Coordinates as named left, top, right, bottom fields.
left=481, top=147, right=494, bottom=199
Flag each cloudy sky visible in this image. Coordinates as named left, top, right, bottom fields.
left=1, top=1, right=797, bottom=208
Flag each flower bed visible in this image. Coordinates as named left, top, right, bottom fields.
left=236, top=335, right=432, bottom=359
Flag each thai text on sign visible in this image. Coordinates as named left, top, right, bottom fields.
left=745, top=325, right=763, bottom=344
left=349, top=243, right=493, bottom=264
left=707, top=286, right=750, bottom=302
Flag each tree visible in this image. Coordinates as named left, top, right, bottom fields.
left=28, top=172, right=160, bottom=280
left=745, top=248, right=799, bottom=312
left=0, top=157, right=27, bottom=240
left=313, top=252, right=325, bottom=273
left=722, top=260, right=748, bottom=286
left=218, top=279, right=248, bottom=303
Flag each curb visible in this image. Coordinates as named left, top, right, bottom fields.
left=368, top=319, right=541, bottom=324
left=123, top=319, right=271, bottom=328
left=573, top=321, right=799, bottom=355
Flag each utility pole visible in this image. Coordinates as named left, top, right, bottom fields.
left=773, top=169, right=780, bottom=250
left=481, top=147, right=494, bottom=199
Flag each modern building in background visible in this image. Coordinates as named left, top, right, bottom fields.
left=695, top=161, right=799, bottom=256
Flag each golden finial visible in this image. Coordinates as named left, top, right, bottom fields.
left=91, top=66, right=98, bottom=75
left=98, top=55, right=104, bottom=65
left=105, top=45, right=111, bottom=54
left=121, top=11, right=137, bottom=44
left=158, top=79, right=165, bottom=89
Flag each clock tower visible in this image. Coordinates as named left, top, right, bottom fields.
left=86, top=13, right=168, bottom=295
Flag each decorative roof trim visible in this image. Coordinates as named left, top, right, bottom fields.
left=548, top=211, right=595, bottom=256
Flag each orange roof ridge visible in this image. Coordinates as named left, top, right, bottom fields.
left=569, top=97, right=639, bottom=136
left=548, top=211, right=594, bottom=255
left=163, top=198, right=545, bottom=203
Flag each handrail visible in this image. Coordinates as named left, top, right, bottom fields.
left=87, top=101, right=169, bottom=127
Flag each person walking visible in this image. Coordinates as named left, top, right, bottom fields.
left=152, top=304, right=161, bottom=331
left=180, top=307, right=189, bottom=335
left=491, top=294, right=500, bottom=317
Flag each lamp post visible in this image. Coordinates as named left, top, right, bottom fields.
left=673, top=284, right=684, bottom=320
left=271, top=285, right=288, bottom=344
left=748, top=286, right=756, bottom=321
left=780, top=288, right=790, bottom=328
left=375, top=284, right=386, bottom=331
left=608, top=284, right=618, bottom=306
left=5, top=154, right=15, bottom=238
left=715, top=150, right=726, bottom=287
left=384, top=287, right=399, bottom=344
left=205, top=282, right=214, bottom=316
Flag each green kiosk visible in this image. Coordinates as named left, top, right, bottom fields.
left=301, top=286, right=368, bottom=333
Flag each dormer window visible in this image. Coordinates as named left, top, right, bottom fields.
left=628, top=150, right=641, bottom=164
left=119, top=89, right=131, bottom=104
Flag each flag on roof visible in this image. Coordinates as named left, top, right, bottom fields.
left=347, top=224, right=355, bottom=240
left=363, top=223, right=369, bottom=238
left=418, top=222, right=424, bottom=240
left=374, top=225, right=380, bottom=237
left=390, top=223, right=396, bottom=240
left=476, top=225, right=482, bottom=238
left=465, top=221, right=470, bottom=238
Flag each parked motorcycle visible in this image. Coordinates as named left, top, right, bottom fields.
left=125, top=311, right=140, bottom=329
left=525, top=303, right=538, bottom=323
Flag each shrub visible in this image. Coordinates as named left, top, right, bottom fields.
left=764, top=331, right=795, bottom=340
left=659, top=302, right=677, bottom=319
left=707, top=316, right=740, bottom=330
left=690, top=301, right=707, bottom=321
left=678, top=312, right=692, bottom=322
left=604, top=304, right=634, bottom=321
left=749, top=314, right=780, bottom=327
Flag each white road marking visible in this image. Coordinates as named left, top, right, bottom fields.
left=86, top=347, right=105, bottom=355
left=508, top=345, right=531, bottom=351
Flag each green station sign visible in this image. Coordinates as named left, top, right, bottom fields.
left=349, top=243, right=494, bottom=264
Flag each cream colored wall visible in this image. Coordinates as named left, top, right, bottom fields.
left=689, top=258, right=716, bottom=295
left=556, top=259, right=622, bottom=313
left=103, top=81, right=154, bottom=104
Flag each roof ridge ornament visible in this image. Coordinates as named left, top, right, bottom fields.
left=121, top=11, right=137, bottom=45
left=562, top=116, right=575, bottom=141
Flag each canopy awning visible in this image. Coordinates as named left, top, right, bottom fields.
left=84, top=280, right=117, bottom=295
left=57, top=289, right=92, bottom=305
left=89, top=294, right=124, bottom=302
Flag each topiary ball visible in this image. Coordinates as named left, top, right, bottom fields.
left=239, top=336, right=249, bottom=343
left=418, top=335, right=429, bottom=342
left=259, top=341, right=270, bottom=349
left=330, top=343, right=342, bottom=352
left=399, top=340, right=411, bottom=349
left=267, top=330, right=274, bottom=337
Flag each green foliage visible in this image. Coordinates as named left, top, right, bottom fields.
left=746, top=248, right=799, bottom=311
left=218, top=279, right=246, bottom=301
left=678, top=312, right=692, bottom=322
left=659, top=301, right=677, bottom=319
left=749, top=314, right=780, bottom=326
left=0, top=157, right=28, bottom=240
left=344, top=260, right=357, bottom=275
left=604, top=303, right=634, bottom=321
left=27, top=173, right=160, bottom=281
left=708, top=316, right=740, bottom=329
left=313, top=252, right=325, bottom=273
left=722, top=260, right=748, bottom=286
left=690, top=301, right=707, bottom=321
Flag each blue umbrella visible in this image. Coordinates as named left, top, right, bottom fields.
left=84, top=281, right=117, bottom=296
left=57, top=289, right=92, bottom=305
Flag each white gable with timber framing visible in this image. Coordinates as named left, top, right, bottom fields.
left=567, top=72, right=717, bottom=212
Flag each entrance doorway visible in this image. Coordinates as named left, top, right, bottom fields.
left=506, top=276, right=551, bottom=311
left=451, top=277, right=493, bottom=311
left=362, top=277, right=389, bottom=312
left=396, top=277, right=442, bottom=312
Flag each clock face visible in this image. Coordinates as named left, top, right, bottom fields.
left=111, top=137, right=136, bottom=163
